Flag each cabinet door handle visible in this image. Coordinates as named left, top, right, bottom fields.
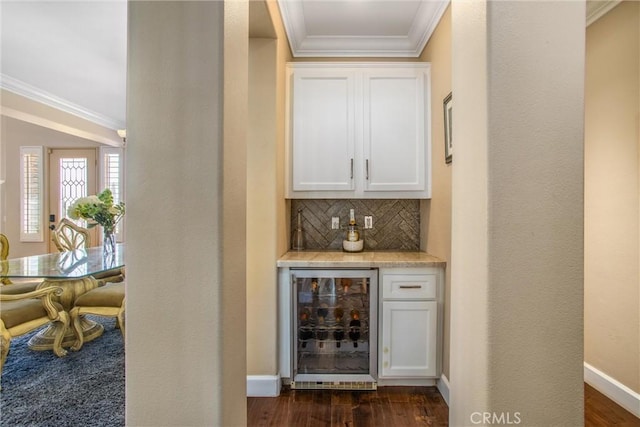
left=399, top=285, right=422, bottom=289
left=366, top=159, right=369, bottom=180
left=350, top=158, right=354, bottom=179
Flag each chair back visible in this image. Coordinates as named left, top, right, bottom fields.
left=51, top=219, right=91, bottom=252
left=0, top=234, right=8, bottom=261
left=1, top=234, right=11, bottom=284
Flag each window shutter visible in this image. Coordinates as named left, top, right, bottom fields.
left=20, top=146, right=44, bottom=242
left=100, top=146, right=125, bottom=240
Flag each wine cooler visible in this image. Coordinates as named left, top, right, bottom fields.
left=291, top=269, right=378, bottom=390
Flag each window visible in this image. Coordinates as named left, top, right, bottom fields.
left=20, top=146, right=44, bottom=242
left=100, top=146, right=125, bottom=240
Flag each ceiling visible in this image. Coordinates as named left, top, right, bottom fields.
left=0, top=0, right=621, bottom=133
left=1, top=1, right=127, bottom=130
left=278, top=0, right=448, bottom=57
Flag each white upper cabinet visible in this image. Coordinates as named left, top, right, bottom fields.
left=286, top=63, right=431, bottom=199
left=291, top=69, right=356, bottom=192
left=363, top=69, right=427, bottom=193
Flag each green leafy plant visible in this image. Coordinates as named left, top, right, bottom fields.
left=67, top=188, right=125, bottom=231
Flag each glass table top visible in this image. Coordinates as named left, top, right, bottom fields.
left=1, top=244, right=125, bottom=279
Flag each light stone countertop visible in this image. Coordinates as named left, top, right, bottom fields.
left=276, top=250, right=446, bottom=268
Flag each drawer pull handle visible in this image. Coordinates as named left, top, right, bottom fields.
left=399, top=285, right=422, bottom=289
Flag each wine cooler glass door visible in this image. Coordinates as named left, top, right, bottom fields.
left=292, top=269, right=377, bottom=387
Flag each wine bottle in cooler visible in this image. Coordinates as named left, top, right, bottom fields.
left=340, top=278, right=352, bottom=294
left=317, top=303, right=329, bottom=319
left=333, top=307, right=345, bottom=348
left=349, top=309, right=361, bottom=348
left=299, top=308, right=312, bottom=348
left=314, top=303, right=329, bottom=348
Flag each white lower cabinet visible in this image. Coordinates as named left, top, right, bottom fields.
left=381, top=300, right=438, bottom=377
left=379, top=268, right=442, bottom=381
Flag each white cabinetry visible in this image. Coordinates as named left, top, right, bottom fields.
left=279, top=264, right=444, bottom=386
left=286, top=63, right=431, bottom=199
left=379, top=268, right=442, bottom=382
left=290, top=68, right=356, bottom=192
left=363, top=69, right=427, bottom=193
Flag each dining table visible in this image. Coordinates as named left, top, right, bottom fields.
left=0, top=244, right=125, bottom=350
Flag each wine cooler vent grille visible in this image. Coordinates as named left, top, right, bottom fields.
left=291, top=381, right=377, bottom=391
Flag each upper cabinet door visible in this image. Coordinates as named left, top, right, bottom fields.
left=363, top=69, right=427, bottom=193
left=290, top=69, right=356, bottom=192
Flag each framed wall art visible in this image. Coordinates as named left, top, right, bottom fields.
left=443, top=92, right=453, bottom=164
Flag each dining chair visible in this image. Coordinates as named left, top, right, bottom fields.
left=50, top=221, right=124, bottom=283
left=70, top=280, right=125, bottom=350
left=0, top=286, right=69, bottom=387
left=51, top=218, right=91, bottom=252
left=0, top=233, right=41, bottom=293
left=1, top=233, right=11, bottom=285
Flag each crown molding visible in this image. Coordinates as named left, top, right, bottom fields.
left=586, top=0, right=621, bottom=26
left=1, top=105, right=123, bottom=147
left=278, top=0, right=449, bottom=58
left=0, top=74, right=125, bottom=130
left=278, top=0, right=308, bottom=56
left=409, top=0, right=449, bottom=57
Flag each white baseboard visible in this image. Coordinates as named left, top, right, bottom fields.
left=584, top=362, right=640, bottom=418
left=247, top=375, right=281, bottom=397
left=437, top=374, right=450, bottom=406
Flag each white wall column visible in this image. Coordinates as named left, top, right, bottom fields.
left=126, top=1, right=247, bottom=425
left=450, top=1, right=585, bottom=425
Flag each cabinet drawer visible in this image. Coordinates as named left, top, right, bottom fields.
left=382, top=274, right=436, bottom=300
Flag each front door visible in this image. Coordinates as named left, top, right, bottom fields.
left=48, top=149, right=98, bottom=252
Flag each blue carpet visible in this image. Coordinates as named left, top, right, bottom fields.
left=0, top=317, right=124, bottom=426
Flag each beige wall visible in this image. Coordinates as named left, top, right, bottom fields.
left=248, top=38, right=279, bottom=374
left=126, top=1, right=247, bottom=425
left=585, top=1, right=640, bottom=394
left=222, top=2, right=249, bottom=423
left=269, top=0, right=292, bottom=259
left=450, top=1, right=584, bottom=425
left=419, top=6, right=451, bottom=380
left=0, top=115, right=101, bottom=257
left=246, top=0, right=291, bottom=378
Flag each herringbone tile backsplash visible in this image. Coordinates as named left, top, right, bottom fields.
left=290, top=199, right=420, bottom=251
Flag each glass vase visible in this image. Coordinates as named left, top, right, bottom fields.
left=103, top=227, right=116, bottom=256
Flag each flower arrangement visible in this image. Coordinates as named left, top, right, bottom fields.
left=67, top=188, right=125, bottom=233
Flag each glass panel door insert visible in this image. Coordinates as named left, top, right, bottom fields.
left=291, top=269, right=377, bottom=389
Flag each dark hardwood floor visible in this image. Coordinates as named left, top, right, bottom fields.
left=585, top=384, right=640, bottom=427
left=248, top=385, right=446, bottom=427
left=248, top=384, right=640, bottom=426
